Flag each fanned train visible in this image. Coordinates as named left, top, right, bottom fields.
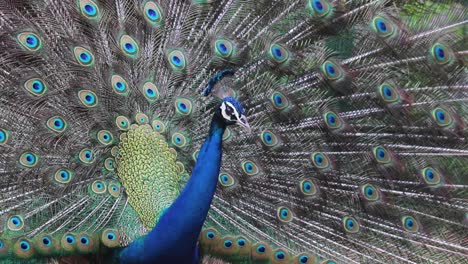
left=0, top=0, right=467, bottom=263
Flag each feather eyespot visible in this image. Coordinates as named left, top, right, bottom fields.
left=270, top=91, right=289, bottom=110
left=371, top=16, right=396, bottom=38
left=39, top=235, right=52, bottom=248
left=299, top=179, right=318, bottom=196
left=54, top=169, right=73, bottom=184
left=135, top=113, right=149, bottom=125
left=77, top=233, right=97, bottom=253
left=323, top=111, right=343, bottom=130
left=143, top=1, right=163, bottom=25
left=421, top=167, right=442, bottom=186
left=77, top=233, right=96, bottom=253
left=0, top=128, right=10, bottom=145
left=222, top=127, right=232, bottom=142
left=24, top=78, right=47, bottom=97
left=201, top=229, right=221, bottom=251
left=378, top=82, right=400, bottom=103
left=192, top=150, right=199, bottom=161
left=236, top=238, right=246, bottom=247
left=65, top=235, right=75, bottom=245
left=7, top=215, right=24, bottom=231
left=152, top=119, right=166, bottom=133
left=268, top=44, right=290, bottom=64
left=106, top=232, right=116, bottom=240
left=321, top=60, right=343, bottom=81
left=91, top=180, right=107, bottom=194
left=73, top=47, right=94, bottom=66
left=97, top=130, right=113, bottom=145
left=46, top=116, right=68, bottom=133
left=372, top=146, right=391, bottom=164
left=78, top=90, right=98, bottom=107
left=111, top=75, right=130, bottom=96
left=274, top=249, right=289, bottom=261
left=301, top=180, right=313, bottom=193
left=223, top=239, right=233, bottom=248
left=111, top=146, right=119, bottom=157
left=308, top=0, right=333, bottom=18
left=206, top=231, right=216, bottom=239
left=261, top=130, right=280, bottom=148
left=430, top=43, right=454, bottom=65
left=104, top=158, right=115, bottom=171
left=252, top=243, right=271, bottom=260
left=256, top=244, right=266, bottom=254
left=360, top=183, right=380, bottom=202
left=294, top=253, right=317, bottom=264
left=263, top=131, right=273, bottom=144
left=401, top=216, right=419, bottom=232
left=83, top=5, right=96, bottom=16
left=116, top=116, right=130, bottom=131
left=176, top=161, right=185, bottom=174
left=17, top=239, right=32, bottom=252
left=171, top=132, right=188, bottom=148
left=120, top=35, right=139, bottom=58
left=167, top=50, right=187, bottom=71
left=23, top=34, right=38, bottom=48
left=101, top=229, right=119, bottom=248
left=79, top=148, right=95, bottom=164
left=275, top=252, right=285, bottom=260
left=174, top=98, right=193, bottom=116
left=343, top=216, right=360, bottom=233
left=79, top=0, right=100, bottom=19
left=13, top=238, right=34, bottom=258
left=311, top=152, right=330, bottom=169
left=146, top=8, right=159, bottom=20
left=17, top=32, right=42, bottom=52
left=0, top=239, right=7, bottom=255
left=431, top=107, right=453, bottom=127
left=214, top=39, right=234, bottom=58
left=79, top=236, right=89, bottom=246
left=19, top=152, right=39, bottom=168
left=58, top=234, right=76, bottom=252
left=376, top=19, right=388, bottom=32
left=218, top=173, right=236, bottom=187
left=277, top=206, right=293, bottom=223
left=142, top=82, right=160, bottom=102
left=42, top=238, right=51, bottom=246
left=242, top=160, right=259, bottom=176
left=123, top=42, right=136, bottom=53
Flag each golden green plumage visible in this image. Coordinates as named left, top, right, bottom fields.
left=116, top=123, right=181, bottom=229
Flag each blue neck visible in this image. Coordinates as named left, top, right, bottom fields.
left=119, top=114, right=226, bottom=263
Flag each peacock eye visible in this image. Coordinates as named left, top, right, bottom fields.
left=225, top=106, right=233, bottom=115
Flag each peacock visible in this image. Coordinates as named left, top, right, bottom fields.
left=0, top=0, right=467, bottom=263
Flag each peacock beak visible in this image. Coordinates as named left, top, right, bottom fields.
left=236, top=115, right=251, bottom=133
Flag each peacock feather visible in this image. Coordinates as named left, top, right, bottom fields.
left=0, top=0, right=467, bottom=263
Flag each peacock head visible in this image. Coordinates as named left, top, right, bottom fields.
left=218, top=97, right=250, bottom=132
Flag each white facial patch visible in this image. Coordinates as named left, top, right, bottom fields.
left=220, top=101, right=240, bottom=121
